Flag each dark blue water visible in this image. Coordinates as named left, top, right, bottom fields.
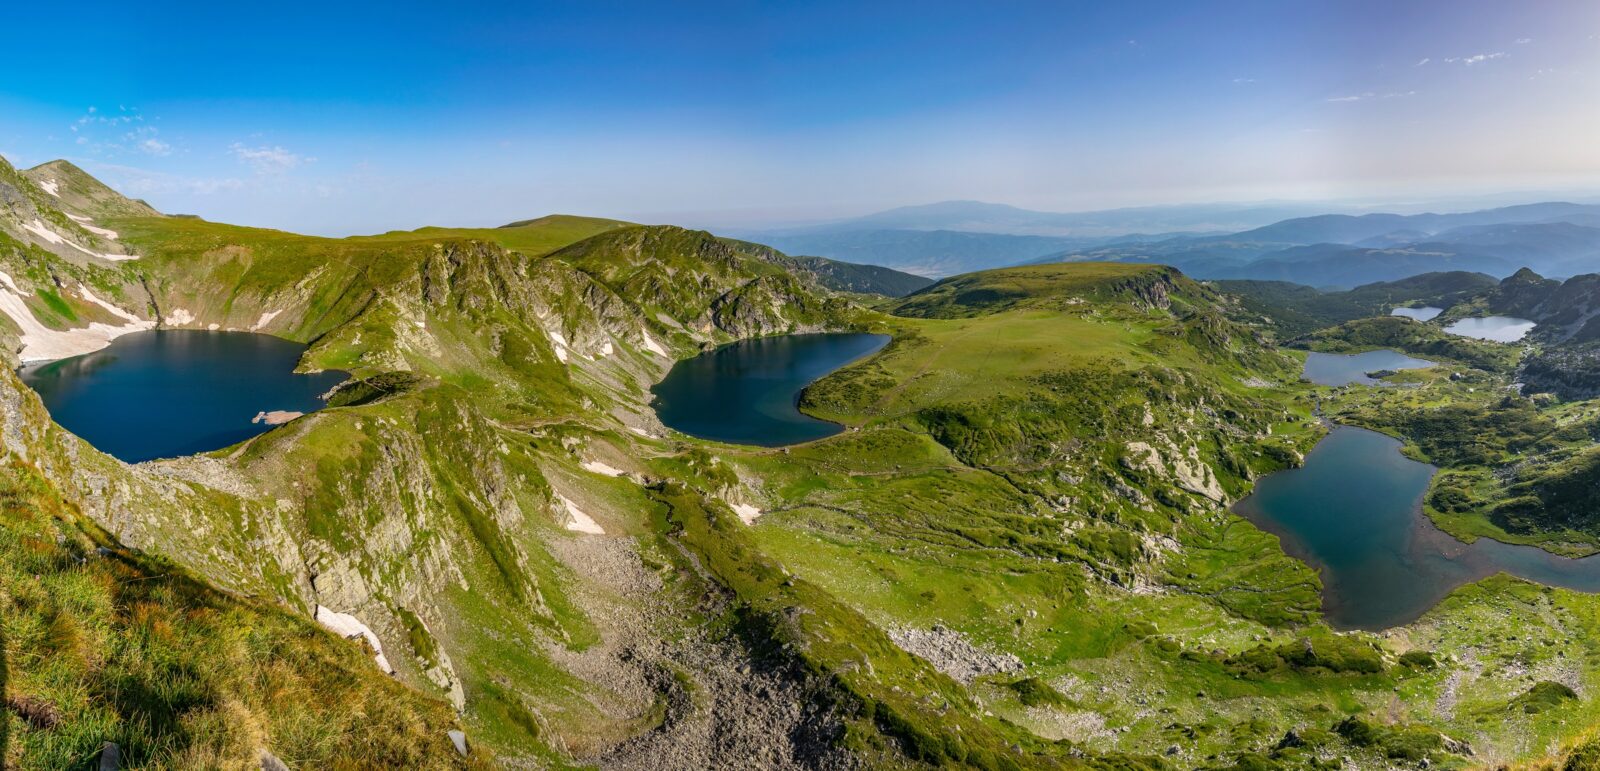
left=651, top=333, right=889, bottom=446
left=1235, top=426, right=1600, bottom=630
left=1302, top=349, right=1435, bottom=386
left=19, top=330, right=348, bottom=463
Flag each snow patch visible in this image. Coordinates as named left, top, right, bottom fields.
left=641, top=332, right=667, bottom=356
left=22, top=219, right=136, bottom=261
left=598, top=339, right=614, bottom=357
left=581, top=460, right=626, bottom=477
left=22, top=218, right=66, bottom=245
left=549, top=330, right=571, bottom=363
left=207, top=323, right=220, bottom=331
left=558, top=494, right=605, bottom=534
left=252, top=410, right=303, bottom=425
left=78, top=287, right=141, bottom=324
left=728, top=501, right=762, bottom=525
left=38, top=179, right=59, bottom=197
left=314, top=605, right=394, bottom=673
left=0, top=275, right=154, bottom=362
left=66, top=213, right=118, bottom=239
left=251, top=309, right=282, bottom=331
left=166, top=308, right=196, bottom=326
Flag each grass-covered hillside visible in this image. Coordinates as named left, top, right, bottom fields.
left=1220, top=271, right=1499, bottom=339
left=0, top=378, right=479, bottom=768
left=7, top=158, right=1600, bottom=767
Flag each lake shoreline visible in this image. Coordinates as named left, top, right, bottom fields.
left=1235, top=424, right=1600, bottom=630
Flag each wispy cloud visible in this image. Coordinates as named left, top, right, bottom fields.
left=229, top=143, right=312, bottom=174
left=1232, top=77, right=1256, bottom=84
left=67, top=106, right=179, bottom=158
left=1515, top=38, right=1533, bottom=45
left=1443, top=52, right=1507, bottom=65
left=1415, top=57, right=1430, bottom=66
left=87, top=162, right=245, bottom=196
left=138, top=138, right=172, bottom=156
left=1326, top=91, right=1415, bottom=103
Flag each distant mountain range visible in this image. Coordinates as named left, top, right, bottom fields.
left=1041, top=202, right=1600, bottom=288
left=730, top=199, right=1337, bottom=277
left=730, top=198, right=1600, bottom=284
left=776, top=199, right=1331, bottom=237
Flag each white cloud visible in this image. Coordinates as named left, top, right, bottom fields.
left=1515, top=38, right=1532, bottom=44
left=1415, top=57, right=1430, bottom=66
left=68, top=107, right=175, bottom=158
left=1443, top=52, right=1507, bottom=65
left=1232, top=77, right=1256, bottom=84
left=230, top=143, right=311, bottom=174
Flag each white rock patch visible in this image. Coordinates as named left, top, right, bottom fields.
left=0, top=273, right=154, bottom=362
left=66, top=213, right=119, bottom=239
left=1124, top=440, right=1227, bottom=503
left=641, top=332, right=667, bottom=356
left=314, top=605, right=394, bottom=673
left=558, top=494, right=605, bottom=534
left=251, top=309, right=282, bottom=331
left=598, top=339, right=614, bottom=357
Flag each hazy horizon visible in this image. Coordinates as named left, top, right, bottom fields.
left=4, top=0, right=1598, bottom=236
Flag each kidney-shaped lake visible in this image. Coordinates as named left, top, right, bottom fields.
left=651, top=332, right=889, bottom=446
left=19, top=330, right=348, bottom=463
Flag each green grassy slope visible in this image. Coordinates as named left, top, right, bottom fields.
left=10, top=160, right=1600, bottom=767
left=0, top=442, right=482, bottom=768
left=349, top=214, right=633, bottom=255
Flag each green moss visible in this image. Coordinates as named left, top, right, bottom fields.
left=1512, top=681, right=1579, bottom=714
left=1007, top=678, right=1069, bottom=708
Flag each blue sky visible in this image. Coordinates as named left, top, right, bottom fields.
left=2, top=0, right=1596, bottom=235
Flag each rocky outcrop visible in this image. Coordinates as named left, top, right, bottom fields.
left=1123, top=438, right=1228, bottom=503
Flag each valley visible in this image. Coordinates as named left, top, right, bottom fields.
left=7, top=156, right=1600, bottom=770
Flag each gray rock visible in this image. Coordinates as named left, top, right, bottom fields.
left=448, top=729, right=468, bottom=757
left=98, top=742, right=120, bottom=771
left=260, top=748, right=291, bottom=771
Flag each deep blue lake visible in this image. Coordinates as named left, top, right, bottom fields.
left=1235, top=426, right=1600, bottom=629
left=651, top=333, right=889, bottom=446
left=1301, top=349, right=1435, bottom=386
left=19, top=330, right=348, bottom=463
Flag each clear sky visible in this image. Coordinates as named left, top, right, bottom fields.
left=2, top=0, right=1597, bottom=235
